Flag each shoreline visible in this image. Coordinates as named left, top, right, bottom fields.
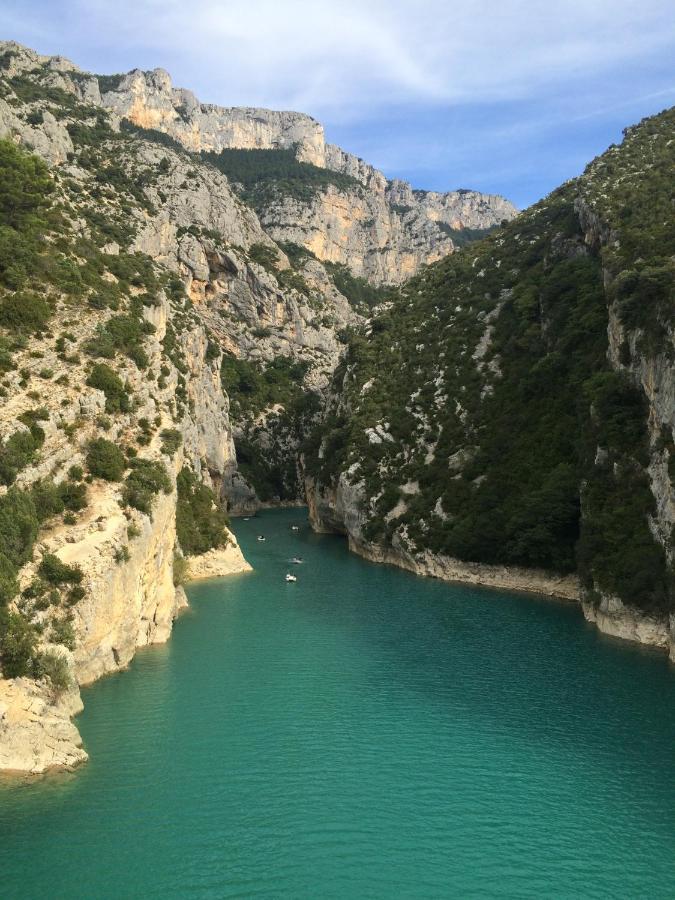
left=0, top=532, right=254, bottom=777
left=344, top=534, right=674, bottom=662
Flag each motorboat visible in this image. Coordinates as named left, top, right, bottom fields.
left=257, top=535, right=266, bottom=542
left=291, top=557, right=303, bottom=564
left=291, top=525, right=299, bottom=531
left=285, top=573, right=297, bottom=582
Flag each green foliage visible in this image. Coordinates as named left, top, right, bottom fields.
left=221, top=353, right=309, bottom=417
left=436, top=223, right=497, bottom=246
left=97, top=73, right=124, bottom=94
left=176, top=467, right=229, bottom=554
left=160, top=428, right=182, bottom=456
left=0, top=423, right=45, bottom=486
left=86, top=312, right=152, bottom=368
left=277, top=241, right=317, bottom=267
left=118, top=118, right=186, bottom=155
left=113, top=545, right=131, bottom=564
left=0, top=551, right=18, bottom=606
left=0, top=607, right=37, bottom=678
left=0, top=137, right=53, bottom=232
left=0, top=487, right=39, bottom=570
left=34, top=650, right=70, bottom=693
left=172, top=554, right=189, bottom=587
left=86, top=363, right=130, bottom=412
left=248, top=242, right=279, bottom=272
left=49, top=616, right=76, bottom=650
left=585, top=371, right=648, bottom=460
left=308, top=107, right=675, bottom=614
left=86, top=438, right=126, bottom=481
left=0, top=289, right=53, bottom=331
left=203, top=146, right=362, bottom=208
left=38, top=553, right=83, bottom=586
left=66, top=112, right=116, bottom=148
left=323, top=261, right=393, bottom=311
left=123, top=458, right=172, bottom=515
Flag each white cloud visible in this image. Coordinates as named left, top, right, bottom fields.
left=4, top=0, right=675, bottom=119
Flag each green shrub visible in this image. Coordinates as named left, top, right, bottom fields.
left=324, top=261, right=392, bottom=311
left=123, top=458, right=171, bottom=515
left=86, top=363, right=130, bottom=412
left=202, top=147, right=361, bottom=208
left=0, top=608, right=37, bottom=677
left=176, top=466, right=229, bottom=554
left=0, top=291, right=52, bottom=330
left=34, top=650, right=70, bottom=693
left=59, top=480, right=87, bottom=511
left=86, top=437, right=126, bottom=481
left=30, top=480, right=65, bottom=522
left=49, top=616, right=76, bottom=650
left=172, top=553, right=189, bottom=586
left=85, top=313, right=152, bottom=368
left=113, top=545, right=131, bottom=564
left=0, top=424, right=45, bottom=485
left=0, top=487, right=39, bottom=568
left=38, top=553, right=83, bottom=586
left=160, top=428, right=182, bottom=455
left=0, top=551, right=18, bottom=606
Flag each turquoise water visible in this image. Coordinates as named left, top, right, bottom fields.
left=1, top=509, right=674, bottom=898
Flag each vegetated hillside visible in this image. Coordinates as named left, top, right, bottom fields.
left=307, top=107, right=675, bottom=627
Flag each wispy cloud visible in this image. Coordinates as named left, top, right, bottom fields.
left=4, top=0, right=675, bottom=117
left=2, top=0, right=674, bottom=205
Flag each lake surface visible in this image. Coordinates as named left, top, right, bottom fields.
left=1, top=508, right=674, bottom=898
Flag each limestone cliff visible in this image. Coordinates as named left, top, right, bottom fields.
left=0, top=42, right=517, bottom=285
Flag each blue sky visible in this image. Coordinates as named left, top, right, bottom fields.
left=2, top=0, right=675, bottom=208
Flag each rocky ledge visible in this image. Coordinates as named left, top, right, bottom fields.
left=186, top=543, right=252, bottom=581
left=349, top=535, right=580, bottom=601
left=0, top=677, right=87, bottom=775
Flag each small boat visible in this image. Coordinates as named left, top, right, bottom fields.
left=285, top=573, right=297, bottom=582
left=243, top=517, right=250, bottom=521
left=291, top=525, right=299, bottom=531
left=291, top=557, right=303, bottom=565
left=257, top=535, right=266, bottom=542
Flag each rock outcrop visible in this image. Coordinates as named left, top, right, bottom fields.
left=0, top=677, right=87, bottom=775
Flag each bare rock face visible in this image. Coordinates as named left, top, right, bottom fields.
left=100, top=67, right=327, bottom=164
left=90, top=63, right=517, bottom=283
left=257, top=186, right=455, bottom=284
left=386, top=180, right=517, bottom=231
left=0, top=678, right=87, bottom=774
left=0, top=101, right=74, bottom=165
left=185, top=543, right=252, bottom=580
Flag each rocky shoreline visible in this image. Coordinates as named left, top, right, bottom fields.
left=0, top=536, right=252, bottom=776
left=346, top=534, right=674, bottom=662
left=185, top=542, right=252, bottom=581
left=348, top=535, right=580, bottom=600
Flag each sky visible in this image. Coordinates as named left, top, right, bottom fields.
left=2, top=0, right=675, bottom=208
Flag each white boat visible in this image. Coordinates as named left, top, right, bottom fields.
left=257, top=535, right=266, bottom=542
left=291, top=525, right=299, bottom=531
left=291, top=557, right=303, bottom=565
left=285, top=573, right=297, bottom=582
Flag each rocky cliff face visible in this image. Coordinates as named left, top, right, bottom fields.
left=0, top=43, right=516, bottom=285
